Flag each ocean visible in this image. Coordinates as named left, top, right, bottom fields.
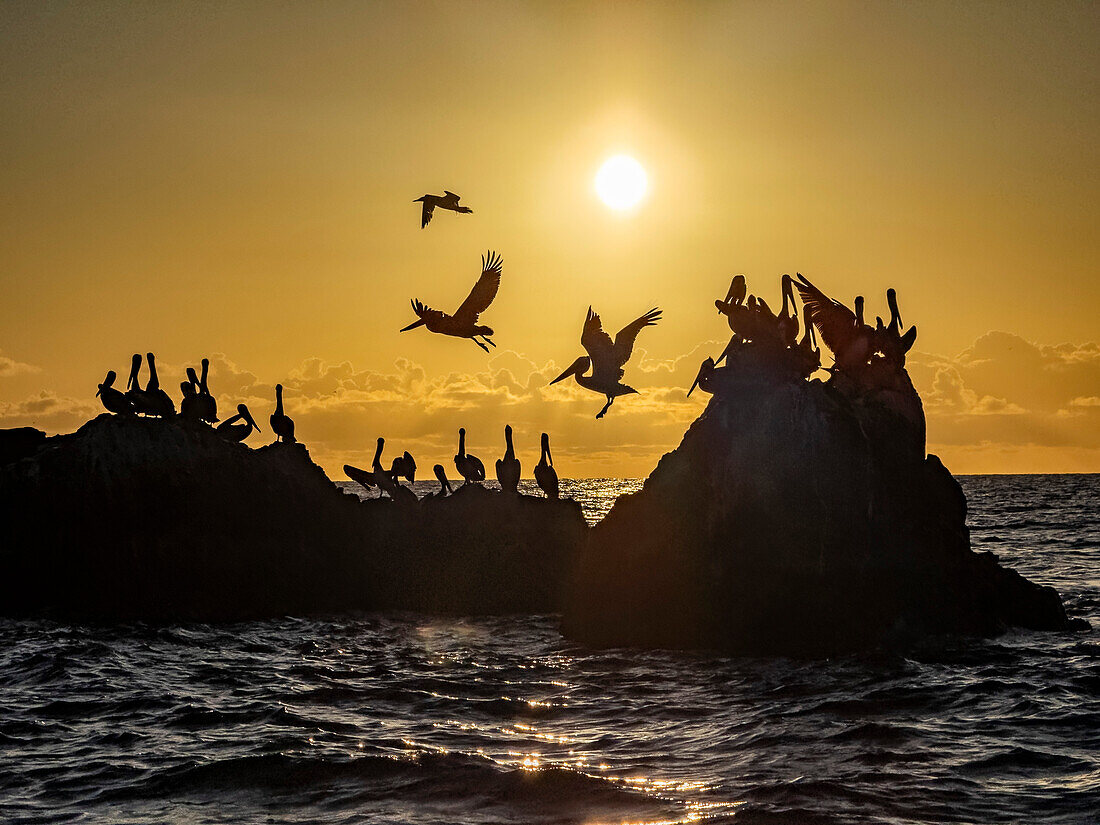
left=1, top=475, right=1096, bottom=824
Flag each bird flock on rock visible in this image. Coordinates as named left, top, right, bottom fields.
left=92, top=187, right=920, bottom=504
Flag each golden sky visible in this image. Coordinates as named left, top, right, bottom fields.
left=1, top=2, right=1098, bottom=477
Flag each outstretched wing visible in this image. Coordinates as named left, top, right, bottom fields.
left=411, top=298, right=447, bottom=326
left=793, top=274, right=856, bottom=357
left=453, top=251, right=502, bottom=324
left=580, top=307, right=616, bottom=373
left=444, top=190, right=460, bottom=201
left=613, top=307, right=662, bottom=368
left=420, top=200, right=434, bottom=228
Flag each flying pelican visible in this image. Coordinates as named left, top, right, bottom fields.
left=96, top=371, right=134, bottom=415
left=454, top=427, right=486, bottom=485
left=550, top=306, right=662, bottom=418
left=400, top=251, right=502, bottom=352
left=197, top=358, right=218, bottom=423
left=534, top=433, right=559, bottom=500
left=270, top=384, right=296, bottom=443
left=217, top=404, right=260, bottom=442
left=143, top=353, right=176, bottom=417
left=687, top=357, right=716, bottom=398
left=495, top=425, right=521, bottom=494
left=414, top=190, right=473, bottom=228
left=793, top=274, right=876, bottom=374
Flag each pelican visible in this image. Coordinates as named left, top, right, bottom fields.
left=96, top=371, right=134, bottom=415
left=179, top=380, right=203, bottom=421
left=777, top=275, right=800, bottom=347
left=495, top=425, right=521, bottom=494
left=197, top=358, right=218, bottom=423
left=217, top=404, right=260, bottom=442
left=550, top=306, right=662, bottom=418
left=687, top=357, right=716, bottom=398
left=716, top=291, right=778, bottom=350
left=400, top=251, right=502, bottom=352
left=794, top=304, right=821, bottom=378
left=454, top=427, right=486, bottom=485
left=876, top=288, right=918, bottom=368
left=414, top=190, right=473, bottom=228
left=430, top=464, right=454, bottom=499
left=722, top=275, right=747, bottom=308
left=125, top=354, right=154, bottom=415
left=389, top=450, right=416, bottom=485
left=793, top=274, right=876, bottom=374
left=367, top=437, right=401, bottom=498
left=534, top=433, right=558, bottom=500
left=143, top=353, right=176, bottom=417
left=270, top=384, right=296, bottom=443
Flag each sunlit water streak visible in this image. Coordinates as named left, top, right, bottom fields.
left=0, top=475, right=1096, bottom=824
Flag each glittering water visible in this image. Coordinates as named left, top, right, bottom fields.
left=1, top=476, right=1096, bottom=824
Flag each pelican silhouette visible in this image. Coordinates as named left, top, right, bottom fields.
left=550, top=306, right=661, bottom=418
left=534, top=433, right=559, bottom=500
left=179, top=380, right=203, bottom=421
left=794, top=274, right=876, bottom=374
left=428, top=464, right=454, bottom=499
left=454, top=428, right=486, bottom=485
left=795, top=304, right=821, bottom=378
left=197, top=358, right=218, bottom=423
left=96, top=371, right=134, bottom=415
left=876, top=288, right=918, bottom=368
left=217, top=404, right=260, bottom=442
left=495, top=424, right=521, bottom=494
left=389, top=450, right=416, bottom=485
left=414, top=190, right=473, bottom=228
left=270, top=384, right=296, bottom=443
left=124, top=354, right=154, bottom=415
left=688, top=357, right=716, bottom=398
left=370, top=437, right=400, bottom=498
left=777, top=275, right=800, bottom=347
left=143, top=353, right=175, bottom=417
left=400, top=251, right=502, bottom=352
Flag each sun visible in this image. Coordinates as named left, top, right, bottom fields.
left=595, top=155, right=648, bottom=211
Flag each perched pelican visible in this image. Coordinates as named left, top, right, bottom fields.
left=389, top=451, right=417, bottom=484
left=495, top=424, right=521, bottom=494
left=876, top=288, right=918, bottom=368
left=534, top=433, right=559, bottom=500
left=370, top=437, right=400, bottom=498
left=716, top=292, right=778, bottom=350
left=197, top=358, right=218, bottom=423
left=414, top=190, right=473, bottom=228
left=794, top=274, right=876, bottom=374
left=179, top=380, right=203, bottom=421
left=270, top=384, right=296, bottom=443
left=550, top=306, right=662, bottom=418
left=430, top=464, right=454, bottom=499
left=144, top=353, right=176, bottom=417
left=125, top=354, right=154, bottom=415
left=794, top=304, right=821, bottom=378
left=217, top=404, right=260, bottom=442
left=777, top=275, right=800, bottom=347
left=401, top=251, right=502, bottom=352
left=688, top=357, right=716, bottom=398
left=96, top=371, right=134, bottom=415
left=722, top=275, right=747, bottom=308
left=454, top=427, right=486, bottom=485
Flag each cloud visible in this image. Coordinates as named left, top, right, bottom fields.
left=0, top=391, right=97, bottom=431
left=0, top=352, right=39, bottom=378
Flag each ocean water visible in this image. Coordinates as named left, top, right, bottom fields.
left=1, top=475, right=1096, bottom=824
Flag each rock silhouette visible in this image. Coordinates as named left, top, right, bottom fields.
left=563, top=343, right=1071, bottom=654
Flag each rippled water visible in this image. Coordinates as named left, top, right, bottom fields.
left=1, top=475, right=1097, bottom=824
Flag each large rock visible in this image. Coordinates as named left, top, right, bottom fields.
left=563, top=349, right=1071, bottom=655
left=0, top=414, right=585, bottom=620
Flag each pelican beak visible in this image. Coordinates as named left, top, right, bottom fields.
left=550, top=360, right=579, bottom=385
left=95, top=387, right=102, bottom=397
left=688, top=373, right=701, bottom=398
left=400, top=319, right=425, bottom=332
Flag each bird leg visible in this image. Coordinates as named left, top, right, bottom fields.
left=595, top=396, right=614, bottom=419
left=482, top=336, right=497, bottom=348
left=472, top=338, right=490, bottom=353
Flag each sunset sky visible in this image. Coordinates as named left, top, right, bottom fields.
left=2, top=2, right=1097, bottom=477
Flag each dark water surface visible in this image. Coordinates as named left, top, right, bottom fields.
left=1, top=475, right=1097, bottom=824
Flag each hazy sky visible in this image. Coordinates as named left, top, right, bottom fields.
left=2, top=2, right=1097, bottom=476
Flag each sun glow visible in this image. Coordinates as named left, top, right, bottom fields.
left=595, top=155, right=648, bottom=210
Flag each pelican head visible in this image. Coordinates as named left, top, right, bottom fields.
left=186, top=367, right=199, bottom=387
left=238, top=404, right=260, bottom=432
left=855, top=296, right=865, bottom=325
left=724, top=274, right=747, bottom=306
left=688, top=357, right=715, bottom=398
left=550, top=356, right=590, bottom=385
left=180, top=380, right=195, bottom=397
left=97, top=370, right=117, bottom=396
left=541, top=432, right=553, bottom=465
left=433, top=463, right=452, bottom=494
